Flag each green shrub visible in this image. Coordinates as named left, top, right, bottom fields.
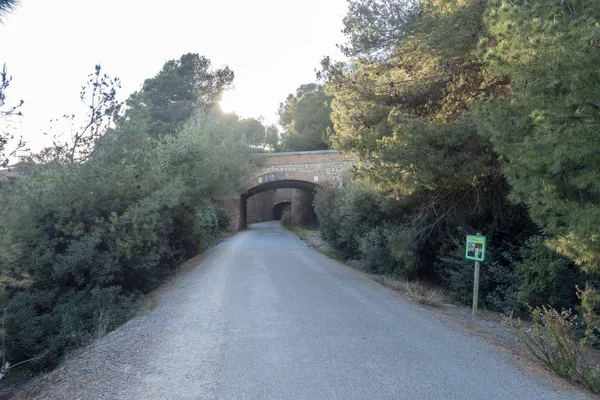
left=3, top=290, right=58, bottom=369
left=0, top=110, right=250, bottom=374
left=577, top=284, right=600, bottom=346
left=434, top=232, right=524, bottom=314
left=387, top=227, right=420, bottom=278
left=336, top=182, right=383, bottom=260
left=193, top=205, right=220, bottom=250
left=432, top=198, right=544, bottom=315
left=3, top=287, right=136, bottom=370
left=358, top=227, right=397, bottom=274
left=53, top=287, right=136, bottom=348
left=517, top=236, right=584, bottom=312
left=314, top=180, right=384, bottom=260
left=435, top=233, right=589, bottom=316
left=435, top=235, right=477, bottom=305
left=313, top=186, right=341, bottom=246
left=215, top=207, right=230, bottom=230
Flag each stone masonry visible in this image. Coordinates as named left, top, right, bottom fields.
left=230, top=150, right=358, bottom=231
left=245, top=150, right=358, bottom=192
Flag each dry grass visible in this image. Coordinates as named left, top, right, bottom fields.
left=403, top=281, right=445, bottom=307
left=372, top=275, right=444, bottom=307
left=0, top=271, right=33, bottom=289
left=507, top=307, right=600, bottom=393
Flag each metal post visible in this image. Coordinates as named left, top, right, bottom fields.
left=472, top=232, right=482, bottom=316
left=472, top=261, right=480, bottom=316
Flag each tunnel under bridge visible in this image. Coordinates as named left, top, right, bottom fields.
left=217, top=150, right=358, bottom=231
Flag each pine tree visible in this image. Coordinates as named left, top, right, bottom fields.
left=477, top=0, right=600, bottom=271
left=278, top=84, right=333, bottom=151
left=323, top=0, right=509, bottom=194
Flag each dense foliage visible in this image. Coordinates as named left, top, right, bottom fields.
left=476, top=0, right=600, bottom=272
left=278, top=83, right=333, bottom=151
left=0, top=54, right=251, bottom=373
left=316, top=0, right=600, bottom=318
left=315, top=179, right=586, bottom=313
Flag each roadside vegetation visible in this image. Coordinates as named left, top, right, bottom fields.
left=307, top=0, right=600, bottom=391
left=0, top=52, right=281, bottom=379
left=284, top=212, right=445, bottom=307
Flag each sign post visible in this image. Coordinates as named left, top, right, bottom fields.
left=473, top=260, right=480, bottom=316
left=465, top=233, right=486, bottom=316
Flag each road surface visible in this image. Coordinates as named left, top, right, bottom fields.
left=20, top=221, right=590, bottom=399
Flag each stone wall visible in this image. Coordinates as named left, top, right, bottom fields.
left=247, top=190, right=276, bottom=224
left=246, top=150, right=358, bottom=191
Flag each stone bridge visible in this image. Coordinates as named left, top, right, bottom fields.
left=219, top=150, right=358, bottom=231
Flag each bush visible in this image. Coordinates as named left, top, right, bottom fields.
left=4, top=287, right=137, bottom=370
left=314, top=174, right=595, bottom=320
left=314, top=180, right=384, bottom=260
left=336, top=182, right=383, bottom=260
left=358, top=227, right=397, bottom=274
left=313, top=186, right=341, bottom=246
left=517, top=236, right=585, bottom=312
left=433, top=202, right=542, bottom=315
left=215, top=207, right=230, bottom=230
left=0, top=110, right=250, bottom=374
left=193, top=205, right=221, bottom=250
left=387, top=227, right=421, bottom=278
left=508, top=302, right=600, bottom=393
left=434, top=231, right=524, bottom=314
left=577, top=284, right=600, bottom=346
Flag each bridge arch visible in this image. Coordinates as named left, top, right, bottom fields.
left=216, top=151, right=357, bottom=231
left=239, top=179, right=318, bottom=230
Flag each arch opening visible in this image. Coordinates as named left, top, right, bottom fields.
left=242, top=179, right=317, bottom=199
left=239, top=180, right=318, bottom=230
left=272, top=201, right=291, bottom=221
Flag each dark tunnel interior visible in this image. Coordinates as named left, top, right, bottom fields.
left=272, top=201, right=292, bottom=220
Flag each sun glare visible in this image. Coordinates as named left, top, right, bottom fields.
left=219, top=91, right=240, bottom=115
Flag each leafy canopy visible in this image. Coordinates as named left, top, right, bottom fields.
left=124, top=53, right=234, bottom=138
left=323, top=0, right=508, bottom=194
left=278, top=83, right=333, bottom=151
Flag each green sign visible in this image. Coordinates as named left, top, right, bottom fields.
left=465, top=235, right=486, bottom=262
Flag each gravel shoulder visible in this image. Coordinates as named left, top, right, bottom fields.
left=8, top=245, right=235, bottom=400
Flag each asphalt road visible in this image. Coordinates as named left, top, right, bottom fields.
left=24, top=221, right=590, bottom=400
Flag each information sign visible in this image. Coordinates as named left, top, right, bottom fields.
left=465, top=235, right=486, bottom=262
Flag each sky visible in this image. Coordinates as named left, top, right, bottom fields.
left=0, top=0, right=348, bottom=152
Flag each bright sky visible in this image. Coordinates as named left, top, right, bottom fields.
left=0, top=0, right=348, bottom=152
